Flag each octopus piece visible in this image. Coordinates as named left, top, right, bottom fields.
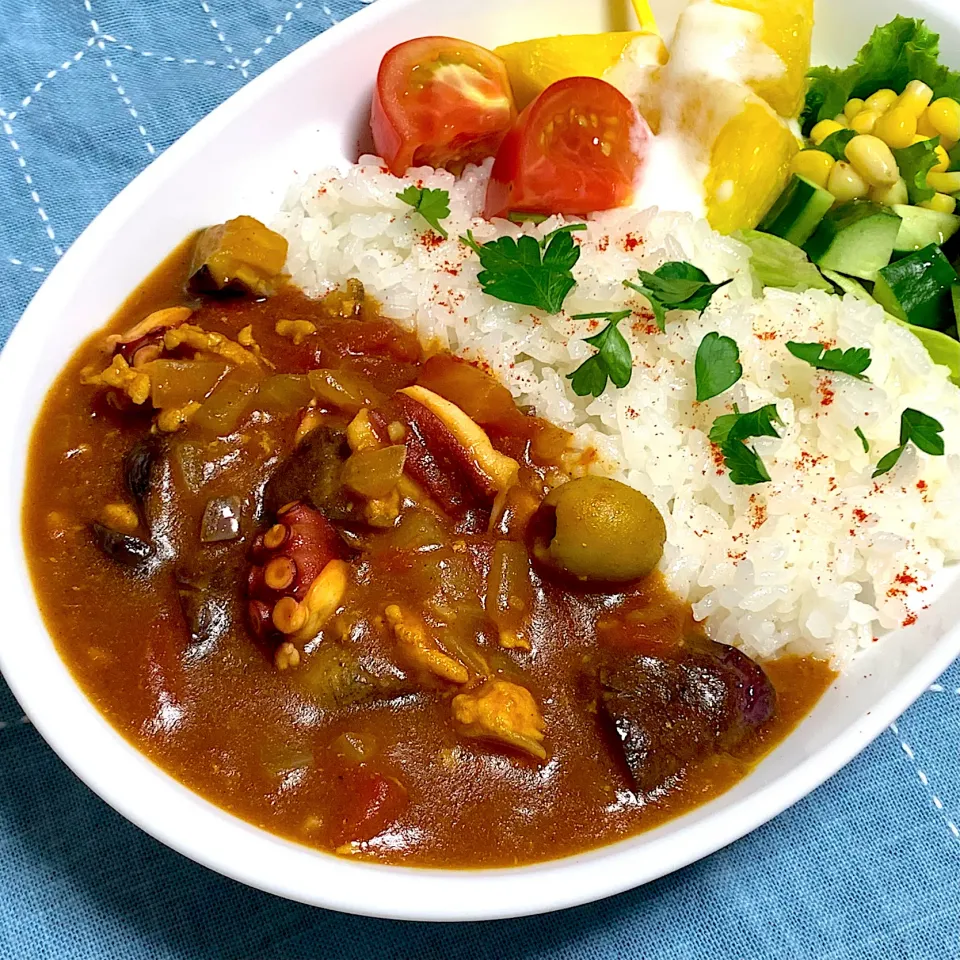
left=384, top=604, right=469, bottom=685
left=247, top=501, right=349, bottom=654
left=371, top=389, right=519, bottom=527
left=106, top=306, right=194, bottom=368
left=398, top=386, right=518, bottom=496
left=596, top=636, right=777, bottom=795
left=451, top=680, right=547, bottom=761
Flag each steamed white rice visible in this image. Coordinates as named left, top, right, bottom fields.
left=274, top=156, right=960, bottom=666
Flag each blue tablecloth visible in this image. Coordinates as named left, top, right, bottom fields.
left=1, top=3, right=959, bottom=957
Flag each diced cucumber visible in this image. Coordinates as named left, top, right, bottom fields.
left=873, top=243, right=958, bottom=329
left=803, top=200, right=902, bottom=281
left=892, top=204, right=960, bottom=253
left=758, top=175, right=835, bottom=247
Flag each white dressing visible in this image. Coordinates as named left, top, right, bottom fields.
left=607, top=0, right=789, bottom=218
left=667, top=0, right=784, bottom=87
left=632, top=134, right=707, bottom=218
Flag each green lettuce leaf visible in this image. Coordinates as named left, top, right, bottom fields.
left=734, top=230, right=833, bottom=293
left=802, top=16, right=960, bottom=135
left=821, top=271, right=960, bottom=384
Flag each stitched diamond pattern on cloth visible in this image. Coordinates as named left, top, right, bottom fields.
left=1, top=3, right=959, bottom=958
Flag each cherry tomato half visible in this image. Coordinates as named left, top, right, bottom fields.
left=371, top=36, right=517, bottom=175
left=484, top=76, right=649, bottom=220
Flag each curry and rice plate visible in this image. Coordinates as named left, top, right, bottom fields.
left=19, top=2, right=960, bottom=865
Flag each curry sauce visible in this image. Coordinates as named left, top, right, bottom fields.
left=22, top=234, right=835, bottom=868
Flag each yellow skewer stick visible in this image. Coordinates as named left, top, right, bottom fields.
left=630, top=0, right=658, bottom=32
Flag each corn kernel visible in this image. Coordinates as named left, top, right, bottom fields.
left=832, top=114, right=850, bottom=128
left=917, top=110, right=940, bottom=139
left=844, top=98, right=866, bottom=120
left=927, top=170, right=960, bottom=194
left=927, top=97, right=960, bottom=144
left=869, top=178, right=909, bottom=206
left=932, top=145, right=951, bottom=174
left=810, top=119, right=846, bottom=144
left=827, top=161, right=870, bottom=203
left=844, top=135, right=899, bottom=187
left=874, top=107, right=918, bottom=149
left=790, top=150, right=835, bottom=189
left=920, top=192, right=957, bottom=214
left=898, top=80, right=935, bottom=118
left=911, top=134, right=932, bottom=145
left=850, top=109, right=881, bottom=135
left=864, top=89, right=898, bottom=113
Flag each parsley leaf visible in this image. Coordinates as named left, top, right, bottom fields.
left=722, top=441, right=772, bottom=486
left=893, top=136, right=941, bottom=205
left=709, top=403, right=783, bottom=446
left=397, top=186, right=451, bottom=238
left=802, top=16, right=960, bottom=135
left=873, top=407, right=945, bottom=477
left=461, top=224, right=585, bottom=314
left=901, top=407, right=945, bottom=455
left=855, top=426, right=870, bottom=453
left=567, top=311, right=633, bottom=397
left=624, top=262, right=732, bottom=332
left=695, top=332, right=742, bottom=402
left=813, top=129, right=857, bottom=161
left=786, top=341, right=872, bottom=380
left=708, top=403, right=781, bottom=486
left=872, top=444, right=906, bottom=477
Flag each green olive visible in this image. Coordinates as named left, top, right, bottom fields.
left=538, top=476, right=666, bottom=582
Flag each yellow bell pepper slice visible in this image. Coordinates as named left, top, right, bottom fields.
left=715, top=0, right=813, bottom=118
left=494, top=32, right=665, bottom=110
left=705, top=98, right=799, bottom=234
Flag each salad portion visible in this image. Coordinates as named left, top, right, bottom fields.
left=764, top=16, right=960, bottom=378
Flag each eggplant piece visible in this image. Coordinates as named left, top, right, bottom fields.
left=121, top=436, right=180, bottom=558
left=124, top=437, right=161, bottom=508
left=596, top=637, right=776, bottom=795
left=263, top=426, right=355, bottom=521
left=175, top=561, right=241, bottom=649
left=296, top=644, right=415, bottom=711
left=189, top=216, right=288, bottom=298
left=91, top=522, right=154, bottom=568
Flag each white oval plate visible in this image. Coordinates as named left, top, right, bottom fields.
left=1, top=0, right=959, bottom=923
